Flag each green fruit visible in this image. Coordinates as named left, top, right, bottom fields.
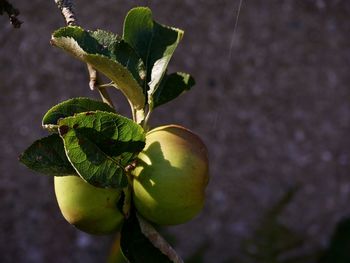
left=132, top=125, right=209, bottom=225
left=54, top=175, right=124, bottom=235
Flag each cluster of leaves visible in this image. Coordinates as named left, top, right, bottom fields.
left=20, top=97, right=145, bottom=189
left=20, top=97, right=182, bottom=262
left=34, top=5, right=196, bottom=191
left=50, top=7, right=195, bottom=124
left=19, top=7, right=197, bottom=263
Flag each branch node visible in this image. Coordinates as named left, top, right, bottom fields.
left=87, top=64, right=97, bottom=90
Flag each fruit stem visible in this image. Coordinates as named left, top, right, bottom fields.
left=121, top=185, right=132, bottom=219
left=122, top=162, right=137, bottom=218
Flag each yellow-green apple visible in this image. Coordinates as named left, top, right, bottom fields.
left=54, top=175, right=124, bottom=235
left=132, top=125, right=209, bottom=225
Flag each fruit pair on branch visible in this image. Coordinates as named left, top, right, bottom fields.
left=55, top=124, right=209, bottom=234
left=19, top=7, right=209, bottom=263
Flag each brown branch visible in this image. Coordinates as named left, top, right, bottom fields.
left=0, top=0, right=23, bottom=28
left=54, top=0, right=76, bottom=25
left=87, top=64, right=115, bottom=108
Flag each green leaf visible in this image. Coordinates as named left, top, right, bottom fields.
left=58, top=111, right=145, bottom=188
left=319, top=218, right=350, bottom=263
left=152, top=72, right=195, bottom=109
left=51, top=26, right=146, bottom=111
left=42, top=97, right=116, bottom=131
left=120, top=211, right=183, bottom=263
left=19, top=134, right=75, bottom=176
left=123, top=7, right=184, bottom=99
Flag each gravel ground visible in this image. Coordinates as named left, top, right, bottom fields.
left=1, top=0, right=350, bottom=262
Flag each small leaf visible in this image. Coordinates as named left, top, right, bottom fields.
left=58, top=111, right=145, bottom=188
left=152, top=72, right=195, bottom=109
left=123, top=7, right=184, bottom=98
left=51, top=26, right=146, bottom=111
left=120, top=211, right=183, bottom=263
left=42, top=97, right=116, bottom=129
left=19, top=134, right=75, bottom=176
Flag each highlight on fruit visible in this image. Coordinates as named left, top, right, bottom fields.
left=132, top=125, right=209, bottom=225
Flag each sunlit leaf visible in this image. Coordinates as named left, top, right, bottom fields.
left=123, top=7, right=184, bottom=101
left=51, top=26, right=146, bottom=111
left=42, top=97, right=116, bottom=131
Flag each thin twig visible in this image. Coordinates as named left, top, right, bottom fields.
left=97, top=88, right=115, bottom=108
left=0, top=0, right=23, bottom=28
left=87, top=64, right=115, bottom=108
left=54, top=0, right=76, bottom=25
left=87, top=63, right=98, bottom=90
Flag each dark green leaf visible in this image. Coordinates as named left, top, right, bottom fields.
left=121, top=211, right=183, bottom=263
left=42, top=97, right=116, bottom=130
left=51, top=26, right=146, bottom=111
left=123, top=7, right=184, bottom=96
left=319, top=218, right=350, bottom=263
left=152, top=72, right=195, bottom=109
left=19, top=134, right=75, bottom=176
left=58, top=111, right=145, bottom=188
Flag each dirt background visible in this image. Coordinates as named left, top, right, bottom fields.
left=1, top=0, right=350, bottom=262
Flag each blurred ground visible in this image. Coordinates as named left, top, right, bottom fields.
left=1, top=0, right=350, bottom=262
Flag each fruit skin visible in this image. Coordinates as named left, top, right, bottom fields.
left=54, top=175, right=124, bottom=235
left=132, top=124, right=209, bottom=225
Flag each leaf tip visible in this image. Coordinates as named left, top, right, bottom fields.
left=49, top=38, right=56, bottom=46
left=128, top=6, right=152, bottom=15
